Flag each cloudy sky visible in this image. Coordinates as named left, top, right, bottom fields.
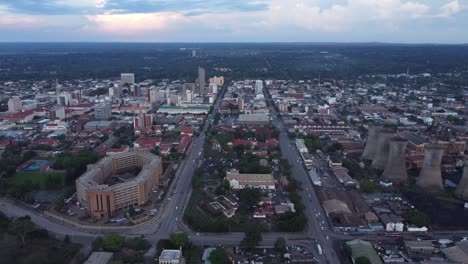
left=0, top=0, right=467, bottom=43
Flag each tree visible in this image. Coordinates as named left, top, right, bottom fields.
left=8, top=216, right=35, bottom=246
left=239, top=188, right=261, bottom=211
left=241, top=226, right=262, bottom=249
left=274, top=237, right=287, bottom=253
left=102, top=234, right=125, bottom=252
left=125, top=236, right=150, bottom=251
left=343, top=243, right=352, bottom=258
left=170, top=232, right=189, bottom=248
left=208, top=247, right=229, bottom=264
left=407, top=210, right=430, bottom=227
left=355, top=256, right=371, bottom=264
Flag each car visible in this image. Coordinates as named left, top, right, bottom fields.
left=326, top=236, right=329, bottom=240
left=196, top=233, right=200, bottom=236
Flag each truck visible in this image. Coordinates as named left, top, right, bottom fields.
left=317, top=244, right=323, bottom=255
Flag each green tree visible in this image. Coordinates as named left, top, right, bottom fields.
left=208, top=247, right=229, bottom=264
left=274, top=237, right=287, bottom=253
left=343, top=243, right=352, bottom=258
left=102, top=234, right=125, bottom=252
left=355, top=256, right=371, bottom=264
left=240, top=226, right=262, bottom=249
left=407, top=210, right=430, bottom=227
left=8, top=216, right=35, bottom=246
left=360, top=180, right=377, bottom=194
left=169, top=232, right=189, bottom=248
left=239, top=188, right=261, bottom=211
left=125, top=236, right=150, bottom=251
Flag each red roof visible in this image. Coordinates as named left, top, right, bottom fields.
left=178, top=135, right=192, bottom=153
left=181, top=126, right=193, bottom=134
left=135, top=136, right=161, bottom=148
left=5, top=109, right=35, bottom=120
left=30, top=139, right=59, bottom=148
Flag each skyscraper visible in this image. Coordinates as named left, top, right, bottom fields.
left=8, top=97, right=22, bottom=113
left=121, top=73, right=135, bottom=85
left=198, top=66, right=206, bottom=95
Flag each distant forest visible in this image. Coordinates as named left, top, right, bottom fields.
left=1, top=43, right=468, bottom=82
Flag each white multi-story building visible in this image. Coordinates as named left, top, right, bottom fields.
left=121, top=73, right=135, bottom=85
left=8, top=97, right=22, bottom=113
left=158, top=249, right=184, bottom=264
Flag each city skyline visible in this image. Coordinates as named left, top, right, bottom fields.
left=0, top=0, right=467, bottom=43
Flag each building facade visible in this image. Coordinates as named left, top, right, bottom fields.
left=76, top=151, right=163, bottom=220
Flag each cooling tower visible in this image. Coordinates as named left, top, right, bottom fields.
left=371, top=130, right=394, bottom=170
left=416, top=145, right=444, bottom=193
left=455, top=157, right=468, bottom=201
left=381, top=137, right=408, bottom=184
left=362, top=125, right=381, bottom=160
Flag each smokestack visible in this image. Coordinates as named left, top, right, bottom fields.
left=362, top=125, right=381, bottom=160
left=455, top=156, right=468, bottom=201
left=416, top=145, right=444, bottom=193
left=382, top=137, right=408, bottom=184
left=371, top=130, right=394, bottom=170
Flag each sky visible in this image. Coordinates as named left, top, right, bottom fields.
left=0, top=0, right=467, bottom=43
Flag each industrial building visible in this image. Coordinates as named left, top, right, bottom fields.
left=76, top=151, right=163, bottom=220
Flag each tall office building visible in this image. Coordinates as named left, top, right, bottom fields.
left=56, top=81, right=62, bottom=105
left=255, top=80, right=264, bottom=95
left=209, top=76, right=224, bottom=86
left=148, top=88, right=158, bottom=104
left=49, top=106, right=66, bottom=120
left=7, top=97, right=22, bottom=113
left=94, top=102, right=112, bottom=120
left=198, top=66, right=206, bottom=95
left=134, top=114, right=153, bottom=130
left=121, top=73, right=135, bottom=85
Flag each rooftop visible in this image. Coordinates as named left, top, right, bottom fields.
left=159, top=249, right=182, bottom=260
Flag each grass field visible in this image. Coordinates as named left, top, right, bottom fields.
left=8, top=172, right=65, bottom=190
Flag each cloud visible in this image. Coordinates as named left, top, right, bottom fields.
left=0, top=0, right=466, bottom=42
left=438, top=0, right=461, bottom=17
left=83, top=12, right=187, bottom=36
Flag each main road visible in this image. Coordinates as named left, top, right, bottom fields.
left=268, top=102, right=341, bottom=264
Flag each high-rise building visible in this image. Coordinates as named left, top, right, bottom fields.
left=7, top=97, right=22, bottom=113
left=192, top=49, right=197, bottom=57
left=49, top=106, right=66, bottom=120
left=238, top=98, right=244, bottom=111
left=148, top=88, right=158, bottom=104
left=134, top=114, right=153, bottom=130
left=121, top=73, right=135, bottom=85
left=56, top=81, right=62, bottom=105
left=58, top=93, right=72, bottom=106
left=198, top=66, right=206, bottom=95
left=209, top=76, right=224, bottom=86
left=255, top=80, right=264, bottom=95
left=209, top=83, right=218, bottom=94
left=132, top=86, right=141, bottom=97
left=94, top=102, right=112, bottom=120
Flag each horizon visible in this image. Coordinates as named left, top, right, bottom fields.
left=0, top=41, right=467, bottom=45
